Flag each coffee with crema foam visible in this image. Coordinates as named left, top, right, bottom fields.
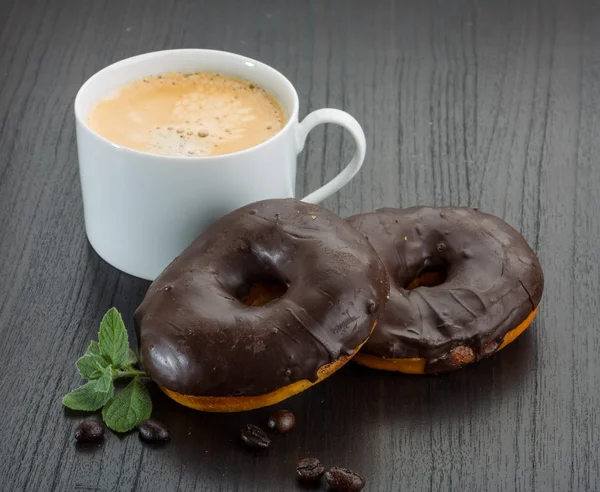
left=87, top=72, right=286, bottom=157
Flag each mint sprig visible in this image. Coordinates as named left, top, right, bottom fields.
left=63, top=307, right=152, bottom=433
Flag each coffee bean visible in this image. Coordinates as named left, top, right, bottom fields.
left=138, top=419, right=170, bottom=442
left=296, top=457, right=324, bottom=482
left=325, top=467, right=365, bottom=492
left=267, top=409, right=296, bottom=433
left=74, top=420, right=105, bottom=443
left=240, top=424, right=270, bottom=450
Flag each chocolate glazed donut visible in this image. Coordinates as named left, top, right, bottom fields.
left=346, top=207, right=544, bottom=373
left=135, top=199, right=389, bottom=411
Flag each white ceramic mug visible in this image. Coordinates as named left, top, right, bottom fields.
left=75, top=49, right=366, bottom=280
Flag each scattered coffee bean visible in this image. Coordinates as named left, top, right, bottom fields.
left=296, top=457, right=325, bottom=482
left=325, top=467, right=365, bottom=492
left=138, top=419, right=170, bottom=442
left=198, top=130, right=209, bottom=137
left=74, top=420, right=105, bottom=443
left=240, top=424, right=271, bottom=450
left=267, top=409, right=296, bottom=433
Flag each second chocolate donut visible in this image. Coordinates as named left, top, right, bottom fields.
left=347, top=207, right=544, bottom=373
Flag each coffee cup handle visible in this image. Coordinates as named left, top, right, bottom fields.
left=296, top=109, right=367, bottom=204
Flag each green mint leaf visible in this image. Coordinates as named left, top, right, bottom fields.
left=76, top=353, right=110, bottom=380
left=127, top=348, right=138, bottom=366
left=98, top=308, right=129, bottom=368
left=86, top=340, right=102, bottom=357
left=62, top=368, right=114, bottom=411
left=102, top=378, right=152, bottom=433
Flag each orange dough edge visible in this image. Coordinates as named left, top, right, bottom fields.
left=354, top=307, right=539, bottom=374
left=160, top=321, right=378, bottom=412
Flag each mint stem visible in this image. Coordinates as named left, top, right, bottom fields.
left=113, top=369, right=149, bottom=380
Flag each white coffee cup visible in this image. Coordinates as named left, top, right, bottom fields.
left=75, top=49, right=366, bottom=280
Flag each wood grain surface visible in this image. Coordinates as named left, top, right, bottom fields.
left=1, top=0, right=599, bottom=490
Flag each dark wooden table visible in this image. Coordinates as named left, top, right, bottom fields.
left=1, top=0, right=599, bottom=490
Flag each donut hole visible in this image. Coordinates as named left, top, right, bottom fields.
left=238, top=277, right=288, bottom=307
left=405, top=264, right=448, bottom=290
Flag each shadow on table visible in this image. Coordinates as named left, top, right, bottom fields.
left=144, top=325, right=536, bottom=480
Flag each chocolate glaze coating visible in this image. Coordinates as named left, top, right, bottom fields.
left=346, top=207, right=544, bottom=372
left=135, top=199, right=389, bottom=396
